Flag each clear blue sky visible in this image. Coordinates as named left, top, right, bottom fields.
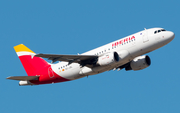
left=1, top=0, right=180, bottom=113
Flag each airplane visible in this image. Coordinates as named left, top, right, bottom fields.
left=7, top=28, right=175, bottom=86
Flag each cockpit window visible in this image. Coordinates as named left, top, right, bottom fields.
left=154, top=29, right=166, bottom=34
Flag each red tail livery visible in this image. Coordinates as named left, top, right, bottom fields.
left=7, top=44, right=69, bottom=85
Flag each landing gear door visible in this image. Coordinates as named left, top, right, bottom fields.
left=142, top=29, right=149, bottom=43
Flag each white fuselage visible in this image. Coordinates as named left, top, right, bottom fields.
left=51, top=28, right=174, bottom=80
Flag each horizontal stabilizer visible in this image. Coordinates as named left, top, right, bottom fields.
left=6, top=76, right=39, bottom=81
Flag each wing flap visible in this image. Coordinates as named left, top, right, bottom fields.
left=6, top=76, right=39, bottom=81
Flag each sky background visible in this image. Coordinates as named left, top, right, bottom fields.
left=1, top=0, right=180, bottom=113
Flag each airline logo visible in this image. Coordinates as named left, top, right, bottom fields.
left=112, top=36, right=135, bottom=47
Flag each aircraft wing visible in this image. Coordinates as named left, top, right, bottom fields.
left=6, top=76, right=39, bottom=81
left=35, top=54, right=98, bottom=65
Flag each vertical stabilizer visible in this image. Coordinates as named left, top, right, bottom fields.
left=14, top=44, right=50, bottom=76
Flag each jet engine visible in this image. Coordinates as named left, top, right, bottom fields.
left=19, top=80, right=34, bottom=86
left=97, top=52, right=119, bottom=66
left=125, top=55, right=151, bottom=71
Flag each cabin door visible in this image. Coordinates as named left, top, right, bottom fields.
left=142, top=30, right=149, bottom=43
left=48, top=67, right=55, bottom=78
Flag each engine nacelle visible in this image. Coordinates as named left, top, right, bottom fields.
left=126, top=55, right=151, bottom=71
left=97, top=52, right=119, bottom=66
left=19, top=80, right=34, bottom=86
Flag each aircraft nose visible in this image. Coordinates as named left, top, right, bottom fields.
left=168, top=31, right=175, bottom=41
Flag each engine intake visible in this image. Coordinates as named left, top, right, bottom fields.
left=97, top=52, right=119, bottom=66
left=125, top=55, right=151, bottom=71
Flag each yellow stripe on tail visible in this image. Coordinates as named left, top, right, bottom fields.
left=14, top=44, right=35, bottom=53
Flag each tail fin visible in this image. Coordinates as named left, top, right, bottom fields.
left=14, top=44, right=50, bottom=76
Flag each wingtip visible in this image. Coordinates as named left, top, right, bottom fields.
left=6, top=76, right=15, bottom=80
left=6, top=76, right=11, bottom=79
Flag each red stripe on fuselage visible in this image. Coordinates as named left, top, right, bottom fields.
left=19, top=55, right=70, bottom=85
left=30, top=65, right=70, bottom=85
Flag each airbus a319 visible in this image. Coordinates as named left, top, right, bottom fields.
left=7, top=28, right=175, bottom=86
